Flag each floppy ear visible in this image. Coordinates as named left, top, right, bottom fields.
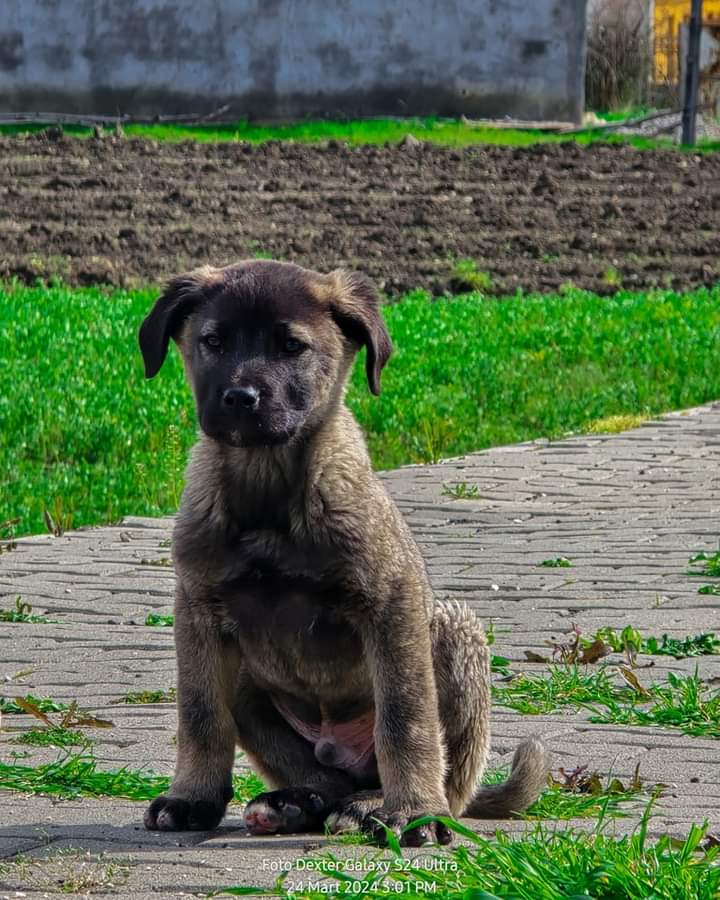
left=329, top=270, right=392, bottom=395
left=138, top=267, right=220, bottom=378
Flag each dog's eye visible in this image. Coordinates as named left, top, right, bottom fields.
left=203, top=334, right=221, bottom=349
left=283, top=337, right=304, bottom=354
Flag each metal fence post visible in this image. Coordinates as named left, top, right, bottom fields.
left=681, top=0, right=704, bottom=146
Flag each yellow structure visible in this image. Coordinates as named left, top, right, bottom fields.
left=654, top=0, right=720, bottom=81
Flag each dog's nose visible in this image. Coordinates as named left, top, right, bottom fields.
left=222, top=386, right=259, bottom=410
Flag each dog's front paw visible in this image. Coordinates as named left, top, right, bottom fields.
left=144, top=795, right=226, bottom=831
left=364, top=806, right=453, bottom=847
left=326, top=790, right=383, bottom=834
left=244, top=788, right=326, bottom=835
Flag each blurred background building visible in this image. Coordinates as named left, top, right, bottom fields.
left=587, top=0, right=720, bottom=113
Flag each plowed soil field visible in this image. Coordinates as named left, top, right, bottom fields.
left=1, top=132, right=718, bottom=296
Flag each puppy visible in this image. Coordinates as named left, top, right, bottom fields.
left=139, top=260, right=547, bottom=845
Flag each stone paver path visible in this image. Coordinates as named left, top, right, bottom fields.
left=2, top=404, right=720, bottom=896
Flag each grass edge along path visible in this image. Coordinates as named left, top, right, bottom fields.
left=3, top=281, right=720, bottom=536
left=0, top=753, right=264, bottom=804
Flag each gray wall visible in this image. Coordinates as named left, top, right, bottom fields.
left=0, top=0, right=588, bottom=123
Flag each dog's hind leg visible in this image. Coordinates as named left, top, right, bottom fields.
left=327, top=601, right=490, bottom=836
left=327, top=602, right=546, bottom=838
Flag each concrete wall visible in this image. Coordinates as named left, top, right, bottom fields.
left=0, top=0, right=588, bottom=123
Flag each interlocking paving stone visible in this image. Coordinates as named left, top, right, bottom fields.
left=2, top=403, right=720, bottom=894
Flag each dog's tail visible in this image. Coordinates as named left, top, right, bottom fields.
left=463, top=737, right=548, bottom=818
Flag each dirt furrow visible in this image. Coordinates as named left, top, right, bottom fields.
left=0, top=134, right=718, bottom=296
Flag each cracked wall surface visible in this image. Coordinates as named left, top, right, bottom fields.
left=0, top=0, right=587, bottom=121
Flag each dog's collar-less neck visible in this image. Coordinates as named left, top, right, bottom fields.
left=200, top=405, right=365, bottom=534
left=216, top=402, right=347, bottom=475
left=221, top=442, right=304, bottom=492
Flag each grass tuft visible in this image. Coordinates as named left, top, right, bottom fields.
left=515, top=762, right=659, bottom=821
left=689, top=551, right=720, bottom=578
left=539, top=557, right=572, bottom=568
left=441, top=482, right=480, bottom=500
left=689, top=551, right=720, bottom=596
left=121, top=688, right=176, bottom=704
left=531, top=625, right=720, bottom=666
left=0, top=695, right=68, bottom=714
left=10, top=726, right=91, bottom=748
left=450, top=258, right=495, bottom=294
left=591, top=626, right=720, bottom=660
left=6, top=702, right=114, bottom=747
left=0, top=597, right=54, bottom=623
left=494, top=667, right=720, bottom=739
left=144, top=612, right=174, bottom=627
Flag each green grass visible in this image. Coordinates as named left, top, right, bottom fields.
left=441, top=482, right=481, bottom=500
left=351, top=285, right=720, bottom=469
left=603, top=672, right=720, bottom=738
left=592, top=106, right=655, bottom=123
left=4, top=281, right=720, bottom=535
left=494, top=668, right=720, bottom=739
left=217, top=810, right=720, bottom=899
left=0, top=597, right=53, bottom=623
left=689, top=551, right=720, bottom=578
left=0, top=695, right=68, bottom=714
left=144, top=612, right=174, bottom=627
left=0, top=752, right=264, bottom=803
left=534, top=626, right=720, bottom=666
left=121, top=688, right=176, bottom=704
left=490, top=655, right=511, bottom=675
left=1, top=696, right=113, bottom=750
left=538, top=558, right=572, bottom=568
left=10, top=727, right=90, bottom=748
left=0, top=754, right=166, bottom=800
left=0, top=116, right=551, bottom=146
left=450, top=259, right=495, bottom=294
left=2, top=115, right=719, bottom=153
left=589, top=626, right=720, bottom=660
left=525, top=767, right=655, bottom=822
left=494, top=666, right=625, bottom=715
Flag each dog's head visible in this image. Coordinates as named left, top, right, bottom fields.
left=139, top=260, right=392, bottom=448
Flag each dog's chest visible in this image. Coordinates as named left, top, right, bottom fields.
left=215, top=567, right=365, bottom=687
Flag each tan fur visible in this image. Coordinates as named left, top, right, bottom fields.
left=139, top=260, right=547, bottom=843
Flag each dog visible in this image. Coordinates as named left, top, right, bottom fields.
left=138, top=260, right=547, bottom=845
